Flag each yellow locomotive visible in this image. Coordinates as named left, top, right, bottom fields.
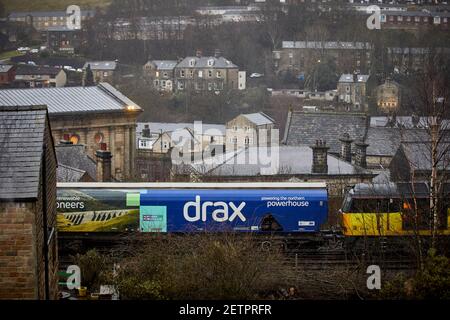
left=339, top=182, right=450, bottom=237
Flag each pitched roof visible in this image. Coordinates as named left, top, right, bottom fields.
left=176, top=56, right=238, bottom=69
left=400, top=142, right=450, bottom=171
left=83, top=61, right=118, bottom=71
left=242, top=112, right=275, bottom=126
left=366, top=127, right=402, bottom=157
left=15, top=64, right=63, bottom=77
left=0, top=65, right=14, bottom=73
left=0, top=83, right=142, bottom=115
left=0, top=105, right=48, bottom=200
left=9, top=10, right=95, bottom=18
left=55, top=144, right=96, bottom=181
left=186, top=146, right=372, bottom=177
left=282, top=41, right=372, bottom=50
left=57, top=164, right=89, bottom=182
left=338, top=74, right=370, bottom=83
left=137, top=122, right=226, bottom=136
left=151, top=60, right=178, bottom=70
left=283, top=112, right=368, bottom=154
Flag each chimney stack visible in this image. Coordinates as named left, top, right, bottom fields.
left=214, top=49, right=221, bottom=58
left=311, top=140, right=329, bottom=174
left=96, top=149, right=112, bottom=182
left=196, top=49, right=202, bottom=58
left=354, top=140, right=369, bottom=169
left=339, top=133, right=353, bottom=163
left=142, top=124, right=151, bottom=138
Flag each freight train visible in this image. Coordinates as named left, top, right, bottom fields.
left=57, top=182, right=329, bottom=237
left=56, top=181, right=450, bottom=248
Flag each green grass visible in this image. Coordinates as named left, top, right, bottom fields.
left=0, top=50, right=25, bottom=61
left=58, top=210, right=139, bottom=232
left=3, top=0, right=111, bottom=13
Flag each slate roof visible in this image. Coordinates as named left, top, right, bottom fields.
left=283, top=112, right=368, bottom=154
left=242, top=112, right=274, bottom=126
left=137, top=122, right=226, bottom=136
left=176, top=56, right=238, bottom=69
left=186, top=146, right=372, bottom=177
left=282, top=41, right=372, bottom=50
left=15, top=64, right=63, bottom=77
left=9, top=10, right=95, bottom=18
left=0, top=65, right=14, bottom=73
left=57, top=164, right=89, bottom=183
left=55, top=144, right=96, bottom=181
left=338, top=74, right=370, bottom=83
left=0, top=105, right=48, bottom=200
left=400, top=142, right=450, bottom=171
left=0, top=83, right=142, bottom=115
left=151, top=60, right=178, bottom=70
left=366, top=127, right=401, bottom=157
left=83, top=61, right=118, bottom=71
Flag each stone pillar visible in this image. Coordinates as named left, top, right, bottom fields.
left=311, top=140, right=329, bottom=174
left=124, top=125, right=131, bottom=179
left=339, top=133, right=354, bottom=163
left=130, top=125, right=136, bottom=179
left=354, top=140, right=369, bottom=169
left=96, top=147, right=112, bottom=182
left=109, top=126, right=116, bottom=179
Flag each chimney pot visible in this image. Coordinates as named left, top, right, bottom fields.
left=311, top=140, right=329, bottom=174
left=354, top=140, right=369, bottom=169
left=339, top=133, right=354, bottom=163
left=96, top=150, right=112, bottom=182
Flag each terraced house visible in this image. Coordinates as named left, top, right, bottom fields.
left=174, top=50, right=246, bottom=93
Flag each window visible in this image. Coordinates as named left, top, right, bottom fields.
left=208, top=83, right=213, bottom=91
left=94, top=132, right=104, bottom=144
left=245, top=137, right=250, bottom=145
left=189, top=59, right=195, bottom=67
left=233, top=137, right=237, bottom=144
left=70, top=134, right=80, bottom=145
left=198, top=70, right=203, bottom=78
left=103, top=72, right=109, bottom=77
left=233, top=126, right=238, bottom=132
left=163, top=72, right=168, bottom=77
left=178, top=81, right=184, bottom=90
left=189, top=70, right=194, bottom=78
left=207, top=59, right=214, bottom=67
left=180, top=70, right=185, bottom=77
left=208, top=70, right=213, bottom=78
left=216, top=71, right=222, bottom=78
left=398, top=15, right=403, bottom=22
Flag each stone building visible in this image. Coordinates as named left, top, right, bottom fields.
left=337, top=74, right=374, bottom=112
left=143, top=60, right=177, bottom=92
left=0, top=105, right=59, bottom=300
left=375, top=80, right=400, bottom=113
left=8, top=10, right=95, bottom=31
left=174, top=50, right=245, bottom=93
left=83, top=61, right=118, bottom=84
left=272, top=41, right=373, bottom=78
left=0, top=83, right=142, bottom=181
left=226, top=112, right=275, bottom=151
left=0, top=65, right=16, bottom=87
left=14, top=65, right=67, bottom=88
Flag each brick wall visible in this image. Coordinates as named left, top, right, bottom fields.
left=0, top=120, right=58, bottom=300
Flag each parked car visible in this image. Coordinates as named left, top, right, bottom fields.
left=30, top=49, right=39, bottom=54
left=249, top=73, right=264, bottom=78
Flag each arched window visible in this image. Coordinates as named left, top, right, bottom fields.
left=94, top=132, right=104, bottom=144
left=70, top=134, right=80, bottom=145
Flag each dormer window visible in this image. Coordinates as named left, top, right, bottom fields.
left=207, top=59, right=214, bottom=67
left=189, top=59, right=196, bottom=67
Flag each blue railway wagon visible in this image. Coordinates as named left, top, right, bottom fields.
left=56, top=182, right=328, bottom=234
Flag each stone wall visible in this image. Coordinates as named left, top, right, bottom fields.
left=50, top=111, right=138, bottom=181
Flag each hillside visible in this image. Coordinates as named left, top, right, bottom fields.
left=2, top=0, right=111, bottom=13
